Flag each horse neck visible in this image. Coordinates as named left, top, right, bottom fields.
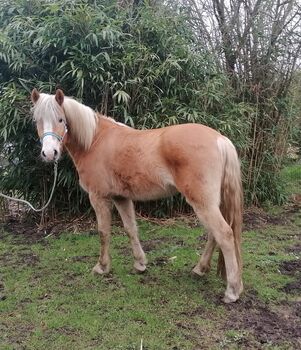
left=64, top=137, right=84, bottom=166
left=63, top=116, right=112, bottom=167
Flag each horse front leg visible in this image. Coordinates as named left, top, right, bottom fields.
left=89, top=193, right=112, bottom=275
left=113, top=197, right=147, bottom=272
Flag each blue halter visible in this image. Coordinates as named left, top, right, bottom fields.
left=40, top=132, right=63, bottom=143
left=40, top=123, right=68, bottom=144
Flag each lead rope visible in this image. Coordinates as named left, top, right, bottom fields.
left=0, top=161, right=58, bottom=212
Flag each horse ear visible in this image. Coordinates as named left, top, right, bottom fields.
left=31, top=88, right=40, bottom=104
left=55, top=89, right=64, bottom=106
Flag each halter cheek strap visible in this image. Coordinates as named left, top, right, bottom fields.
left=40, top=123, right=68, bottom=144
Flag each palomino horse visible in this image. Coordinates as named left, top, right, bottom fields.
left=31, top=88, right=243, bottom=303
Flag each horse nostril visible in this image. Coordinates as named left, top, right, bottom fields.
left=54, top=149, right=58, bottom=157
left=42, top=151, right=46, bottom=158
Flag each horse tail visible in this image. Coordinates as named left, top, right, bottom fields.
left=217, top=136, right=243, bottom=279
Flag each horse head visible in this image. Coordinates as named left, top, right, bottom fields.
left=31, top=88, right=68, bottom=162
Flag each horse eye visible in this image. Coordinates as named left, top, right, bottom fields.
left=59, top=118, right=63, bottom=123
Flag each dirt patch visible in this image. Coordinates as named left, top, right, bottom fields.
left=282, top=280, right=301, bottom=294
left=243, top=199, right=301, bottom=232
left=279, top=260, right=301, bottom=275
left=279, top=259, right=301, bottom=295
left=19, top=252, right=40, bottom=266
left=150, top=256, right=170, bottom=267
left=285, top=201, right=301, bottom=214
left=143, top=237, right=185, bottom=253
left=0, top=248, right=39, bottom=268
left=1, top=215, right=97, bottom=244
left=0, top=320, right=35, bottom=348
left=0, top=250, right=15, bottom=265
left=142, top=238, right=169, bottom=252
left=287, top=243, right=301, bottom=254
left=102, top=274, right=124, bottom=290
left=180, top=305, right=207, bottom=317
left=221, top=290, right=301, bottom=347
left=70, top=255, right=97, bottom=262
left=243, top=207, right=290, bottom=231
left=1, top=217, right=44, bottom=243
left=139, top=275, right=159, bottom=286
left=226, top=299, right=301, bottom=347
left=177, top=290, right=301, bottom=348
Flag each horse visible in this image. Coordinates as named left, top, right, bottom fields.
left=31, top=88, right=243, bottom=303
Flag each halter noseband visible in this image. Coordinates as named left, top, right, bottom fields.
left=40, top=122, right=68, bottom=144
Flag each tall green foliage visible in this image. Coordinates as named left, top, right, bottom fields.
left=174, top=0, right=301, bottom=205
left=0, top=0, right=254, bottom=216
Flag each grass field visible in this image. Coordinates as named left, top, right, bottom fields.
left=0, top=164, right=300, bottom=349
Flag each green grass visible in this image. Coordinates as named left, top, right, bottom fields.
left=1, top=216, right=300, bottom=349
left=281, top=161, right=301, bottom=195
left=0, top=224, right=208, bottom=350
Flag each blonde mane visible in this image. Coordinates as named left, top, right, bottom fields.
left=63, top=97, right=97, bottom=150
left=33, top=93, right=97, bottom=150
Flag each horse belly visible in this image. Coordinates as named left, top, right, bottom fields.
left=113, top=168, right=177, bottom=201
left=131, top=182, right=177, bottom=201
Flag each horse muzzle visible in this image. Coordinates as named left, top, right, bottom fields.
left=41, top=147, right=61, bottom=162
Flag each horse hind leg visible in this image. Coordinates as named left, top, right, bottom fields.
left=114, top=198, right=147, bottom=273
left=195, top=205, right=242, bottom=302
left=192, top=232, right=216, bottom=276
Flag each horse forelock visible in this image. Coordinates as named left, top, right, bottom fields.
left=32, top=93, right=61, bottom=124
left=32, top=93, right=97, bottom=150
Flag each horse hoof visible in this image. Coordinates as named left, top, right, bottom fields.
left=191, top=265, right=209, bottom=277
left=92, top=263, right=109, bottom=275
left=223, top=296, right=238, bottom=304
left=223, top=293, right=239, bottom=304
left=134, top=261, right=147, bottom=273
